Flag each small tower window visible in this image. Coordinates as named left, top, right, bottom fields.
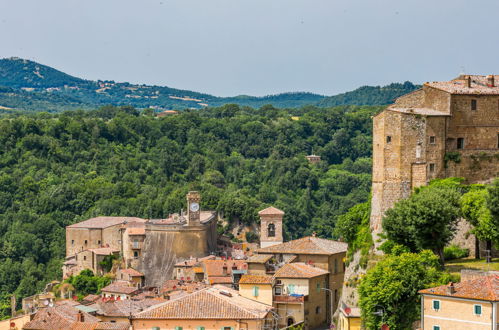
left=71, top=240, right=74, bottom=246
left=386, top=136, right=392, bottom=144
left=267, top=223, right=276, bottom=237
left=133, top=251, right=139, bottom=259
left=84, top=240, right=88, bottom=246
left=457, top=138, right=465, bottom=149
left=429, top=136, right=436, bottom=144
left=471, top=99, right=477, bottom=110
left=429, top=163, right=435, bottom=173
left=83, top=256, right=86, bottom=261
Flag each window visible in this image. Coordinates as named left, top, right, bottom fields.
left=71, top=240, right=74, bottom=246
left=152, top=327, right=160, bottom=330
left=471, top=99, right=477, bottom=110
left=433, top=326, right=440, bottom=330
left=429, top=136, right=436, bottom=144
left=474, top=304, right=482, bottom=315
left=84, top=240, right=87, bottom=245
left=253, top=286, right=259, bottom=297
left=197, top=327, right=205, bottom=330
left=432, top=300, right=440, bottom=311
left=133, top=251, right=139, bottom=259
left=97, top=240, right=101, bottom=245
left=386, top=136, right=392, bottom=144
left=267, top=223, right=275, bottom=237
left=174, top=327, right=182, bottom=330
left=315, top=306, right=321, bottom=314
left=334, top=259, right=338, bottom=274
left=457, top=138, right=465, bottom=149
left=133, top=240, right=139, bottom=249
left=287, top=284, right=295, bottom=294
left=429, top=163, right=435, bottom=173
left=334, top=289, right=338, bottom=306
left=222, top=327, right=233, bottom=330
left=316, top=282, right=321, bottom=293
left=274, top=287, right=282, bottom=295
left=83, top=256, right=86, bottom=261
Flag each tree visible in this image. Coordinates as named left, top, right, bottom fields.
left=461, top=186, right=499, bottom=257
left=382, top=184, right=461, bottom=263
left=359, top=250, right=451, bottom=329
left=486, top=178, right=499, bottom=249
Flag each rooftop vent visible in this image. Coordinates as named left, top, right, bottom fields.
left=465, top=75, right=472, bottom=88
left=447, top=282, right=456, bottom=295
left=219, top=290, right=232, bottom=297
left=487, top=75, right=495, bottom=87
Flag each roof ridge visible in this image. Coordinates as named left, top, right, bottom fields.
left=206, top=288, right=262, bottom=318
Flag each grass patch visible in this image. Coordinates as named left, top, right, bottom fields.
left=445, top=257, right=499, bottom=276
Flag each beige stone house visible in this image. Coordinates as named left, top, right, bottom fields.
left=131, top=285, right=274, bottom=330
left=419, top=275, right=498, bottom=330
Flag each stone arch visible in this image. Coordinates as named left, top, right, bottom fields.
left=267, top=223, right=276, bottom=237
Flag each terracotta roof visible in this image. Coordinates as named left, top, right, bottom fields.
left=148, top=211, right=216, bottom=225
left=127, top=227, right=145, bottom=235
left=134, top=285, right=272, bottom=320
left=82, top=294, right=100, bottom=303
left=258, top=206, right=284, bottom=216
left=386, top=107, right=450, bottom=116
left=93, top=298, right=165, bottom=317
left=426, top=75, right=499, bottom=95
left=119, top=268, right=144, bottom=277
left=419, top=275, right=499, bottom=301
left=257, top=236, right=347, bottom=255
left=160, top=280, right=208, bottom=294
left=247, top=254, right=272, bottom=264
left=208, top=276, right=233, bottom=284
left=87, top=248, right=119, bottom=255
left=23, top=304, right=99, bottom=330
left=239, top=275, right=273, bottom=284
left=175, top=255, right=215, bottom=267
left=72, top=323, right=130, bottom=330
left=68, top=217, right=146, bottom=229
left=101, top=282, right=140, bottom=295
left=273, top=262, right=329, bottom=279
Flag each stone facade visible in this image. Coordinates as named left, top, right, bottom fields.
left=259, top=206, right=284, bottom=248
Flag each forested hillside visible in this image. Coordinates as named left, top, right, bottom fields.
left=0, top=58, right=418, bottom=111
left=0, top=104, right=377, bottom=317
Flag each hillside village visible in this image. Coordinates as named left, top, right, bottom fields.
left=1, top=75, right=499, bottom=330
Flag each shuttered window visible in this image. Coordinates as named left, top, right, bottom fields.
left=474, top=304, right=482, bottom=315
left=432, top=300, right=440, bottom=310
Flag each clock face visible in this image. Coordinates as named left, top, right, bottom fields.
left=189, top=202, right=200, bottom=212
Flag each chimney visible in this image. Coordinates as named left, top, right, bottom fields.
left=487, top=75, right=495, bottom=87
left=447, top=282, right=456, bottom=295
left=76, top=310, right=83, bottom=322
left=465, top=75, right=472, bottom=88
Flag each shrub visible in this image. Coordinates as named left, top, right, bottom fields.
left=245, top=231, right=259, bottom=243
left=444, top=245, right=469, bottom=260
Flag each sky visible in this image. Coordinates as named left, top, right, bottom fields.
left=1, top=0, right=499, bottom=97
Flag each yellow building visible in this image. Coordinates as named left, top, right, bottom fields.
left=238, top=275, right=274, bottom=305
left=338, top=304, right=361, bottom=330
left=419, top=275, right=499, bottom=330
left=132, top=285, right=274, bottom=330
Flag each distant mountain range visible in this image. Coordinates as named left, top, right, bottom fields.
left=0, top=57, right=420, bottom=112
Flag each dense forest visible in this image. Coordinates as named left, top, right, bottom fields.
left=0, top=103, right=378, bottom=317
left=0, top=58, right=418, bottom=111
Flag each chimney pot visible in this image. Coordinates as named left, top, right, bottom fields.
left=487, top=75, right=495, bottom=87
left=465, top=75, right=472, bottom=88
left=447, top=282, right=456, bottom=295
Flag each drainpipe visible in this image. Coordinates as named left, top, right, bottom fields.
left=492, top=301, right=497, bottom=330
left=421, top=295, right=424, bottom=330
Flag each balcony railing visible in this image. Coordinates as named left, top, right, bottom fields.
left=273, top=294, right=307, bottom=303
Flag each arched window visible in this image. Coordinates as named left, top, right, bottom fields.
left=267, top=223, right=276, bottom=237
left=287, top=317, right=294, bottom=327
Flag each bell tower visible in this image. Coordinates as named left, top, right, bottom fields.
left=186, top=191, right=201, bottom=226
left=258, top=206, right=284, bottom=248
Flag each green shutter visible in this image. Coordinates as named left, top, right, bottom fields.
left=253, top=286, right=259, bottom=297
left=432, top=300, right=440, bottom=310
left=474, top=304, right=482, bottom=315
left=197, top=327, right=205, bottom=330
left=316, top=282, right=320, bottom=293
left=433, top=326, right=440, bottom=330
left=175, top=327, right=183, bottom=330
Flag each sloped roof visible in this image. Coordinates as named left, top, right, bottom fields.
left=257, top=236, right=347, bottom=255
left=134, top=285, right=272, bottom=320
left=67, top=217, right=146, bottom=229
left=258, top=206, right=285, bottom=216
left=93, top=298, right=165, bottom=317
left=101, top=281, right=140, bottom=295
left=87, top=248, right=119, bottom=255
left=273, top=262, right=329, bottom=279
left=203, top=260, right=247, bottom=277
left=239, top=275, right=273, bottom=285
left=419, top=275, right=499, bottom=301
left=23, top=304, right=99, bottom=330
left=127, top=227, right=145, bottom=235
left=426, top=75, right=499, bottom=95
left=118, top=268, right=144, bottom=277
left=247, top=254, right=273, bottom=264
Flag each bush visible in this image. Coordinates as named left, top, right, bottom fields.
left=245, top=231, right=259, bottom=243
left=444, top=245, right=469, bottom=260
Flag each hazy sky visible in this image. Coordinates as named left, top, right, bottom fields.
left=1, top=0, right=499, bottom=96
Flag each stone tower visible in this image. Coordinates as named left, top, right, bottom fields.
left=258, top=206, right=284, bottom=248
left=186, top=191, right=201, bottom=226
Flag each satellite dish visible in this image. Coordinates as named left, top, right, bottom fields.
left=43, top=300, right=49, bottom=306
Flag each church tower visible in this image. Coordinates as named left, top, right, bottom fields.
left=258, top=206, right=284, bottom=248
left=186, top=191, right=201, bottom=226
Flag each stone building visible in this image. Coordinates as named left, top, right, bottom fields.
left=259, top=206, right=284, bottom=248
left=370, top=75, right=499, bottom=249
left=64, top=191, right=218, bottom=285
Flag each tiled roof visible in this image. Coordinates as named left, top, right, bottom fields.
left=258, top=206, right=284, bottom=215
left=239, top=275, right=273, bottom=284
left=87, top=248, right=119, bottom=255
left=247, top=254, right=272, bottom=264
left=160, top=279, right=208, bottom=294
left=257, top=236, right=347, bottom=255
left=71, top=323, right=130, bottom=330
left=386, top=107, right=450, bottom=117
left=208, top=276, right=233, bottom=284
left=426, top=75, right=499, bottom=95
left=419, top=275, right=499, bottom=301
left=273, top=262, right=329, bottom=279
left=101, top=281, right=140, bottom=295
left=134, top=285, right=272, bottom=320
left=23, top=304, right=99, bottom=330
left=82, top=294, right=100, bottom=303
left=203, top=260, right=247, bottom=277
left=175, top=255, right=215, bottom=267
left=67, top=217, right=146, bottom=229
left=93, top=298, right=165, bottom=317
left=119, top=268, right=144, bottom=277
left=127, top=227, right=145, bottom=235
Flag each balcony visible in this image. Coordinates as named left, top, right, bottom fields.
left=273, top=294, right=307, bottom=303
left=130, top=242, right=143, bottom=250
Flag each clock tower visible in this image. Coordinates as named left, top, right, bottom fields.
left=186, top=191, right=201, bottom=226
